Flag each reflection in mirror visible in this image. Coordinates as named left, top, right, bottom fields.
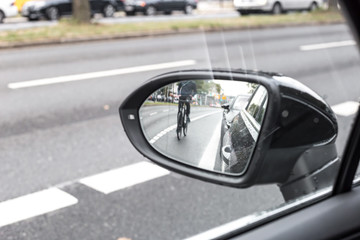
left=139, top=80, right=268, bottom=175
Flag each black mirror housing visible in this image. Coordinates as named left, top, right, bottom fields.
left=119, top=69, right=338, bottom=189
left=221, top=103, right=230, bottom=110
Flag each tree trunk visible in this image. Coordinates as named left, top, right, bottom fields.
left=328, top=0, right=338, bottom=9
left=73, top=0, right=91, bottom=23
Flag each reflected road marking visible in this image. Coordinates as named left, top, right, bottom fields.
left=149, top=111, right=220, bottom=144
left=198, top=121, right=221, bottom=171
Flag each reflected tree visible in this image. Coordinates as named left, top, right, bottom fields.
left=247, top=83, right=258, bottom=94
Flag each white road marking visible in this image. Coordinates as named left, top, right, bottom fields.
left=300, top=40, right=355, bottom=51
left=0, top=188, right=78, bottom=228
left=79, top=162, right=169, bottom=194
left=331, top=101, right=359, bottom=117
left=163, top=110, right=169, bottom=112
left=8, top=60, right=197, bottom=89
left=150, top=112, right=158, bottom=116
left=149, top=111, right=220, bottom=144
left=198, top=121, right=221, bottom=171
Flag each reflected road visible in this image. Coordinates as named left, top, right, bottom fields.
left=141, top=105, right=223, bottom=170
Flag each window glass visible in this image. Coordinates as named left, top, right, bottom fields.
left=1, top=4, right=360, bottom=240
left=232, top=96, right=246, bottom=110
left=246, top=85, right=267, bottom=123
left=256, top=95, right=268, bottom=124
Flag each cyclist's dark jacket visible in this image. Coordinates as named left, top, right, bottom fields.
left=178, top=81, right=197, bottom=96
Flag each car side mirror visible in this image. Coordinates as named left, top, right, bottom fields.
left=221, top=103, right=230, bottom=110
left=119, top=69, right=339, bottom=199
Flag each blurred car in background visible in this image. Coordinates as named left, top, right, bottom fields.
left=233, top=0, right=325, bottom=15
left=156, top=94, right=165, bottom=101
left=0, top=0, right=18, bottom=23
left=124, top=0, right=197, bottom=16
left=21, top=0, right=124, bottom=21
left=15, top=0, right=31, bottom=11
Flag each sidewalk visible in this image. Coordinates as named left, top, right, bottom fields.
left=197, top=1, right=235, bottom=14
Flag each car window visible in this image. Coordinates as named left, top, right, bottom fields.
left=257, top=95, right=267, bottom=124
left=353, top=142, right=360, bottom=185
left=245, top=85, right=267, bottom=124
left=2, top=2, right=360, bottom=240
left=232, top=95, right=245, bottom=110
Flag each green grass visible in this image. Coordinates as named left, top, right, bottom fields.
left=0, top=10, right=344, bottom=46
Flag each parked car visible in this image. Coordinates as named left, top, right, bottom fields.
left=124, top=0, right=197, bottom=16
left=220, top=94, right=250, bottom=145
left=21, top=0, right=124, bottom=21
left=233, top=0, right=325, bottom=15
left=156, top=94, right=165, bottom=101
left=220, top=86, right=268, bottom=173
left=166, top=96, right=173, bottom=102
left=0, top=0, right=18, bottom=23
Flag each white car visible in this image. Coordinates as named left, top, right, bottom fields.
left=0, top=0, right=18, bottom=23
left=233, top=0, right=326, bottom=15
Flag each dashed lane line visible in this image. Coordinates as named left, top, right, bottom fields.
left=7, top=60, right=196, bottom=89
left=149, top=110, right=221, bottom=144
left=331, top=101, right=359, bottom=117
left=0, top=102, right=356, bottom=229
left=300, top=40, right=355, bottom=51
left=0, top=188, right=78, bottom=228
left=79, top=162, right=170, bottom=194
left=198, top=120, right=222, bottom=171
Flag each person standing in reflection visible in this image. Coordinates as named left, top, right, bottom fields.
left=178, top=81, right=197, bottom=122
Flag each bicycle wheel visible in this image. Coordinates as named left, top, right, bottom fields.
left=183, top=107, right=188, bottom=136
left=177, top=110, right=182, bottom=140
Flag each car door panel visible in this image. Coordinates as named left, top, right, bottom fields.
left=233, top=187, right=360, bottom=240
left=89, top=0, right=103, bottom=14
left=158, top=0, right=171, bottom=11
left=57, top=0, right=72, bottom=14
left=187, top=187, right=360, bottom=240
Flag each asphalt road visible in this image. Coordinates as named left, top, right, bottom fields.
left=0, top=23, right=359, bottom=239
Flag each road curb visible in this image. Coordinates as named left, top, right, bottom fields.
left=0, top=21, right=344, bottom=50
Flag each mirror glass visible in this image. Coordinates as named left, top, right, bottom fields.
left=139, top=79, right=268, bottom=175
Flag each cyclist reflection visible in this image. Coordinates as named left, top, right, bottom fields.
left=177, top=81, right=197, bottom=122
